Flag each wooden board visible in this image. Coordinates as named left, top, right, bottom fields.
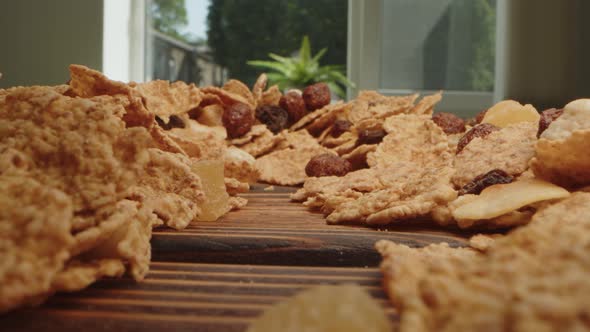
left=1, top=184, right=474, bottom=331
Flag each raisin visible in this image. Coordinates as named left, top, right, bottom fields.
left=279, top=91, right=307, bottom=124
left=155, top=115, right=186, bottom=130
left=302, top=83, right=331, bottom=111
left=357, top=128, right=387, bottom=145
left=475, top=109, right=488, bottom=124
left=432, top=112, right=466, bottom=135
left=256, top=105, right=289, bottom=134
left=330, top=120, right=352, bottom=138
left=456, top=123, right=499, bottom=154
left=537, top=108, right=563, bottom=137
left=222, top=102, right=254, bottom=138
left=459, top=169, right=514, bottom=195
left=305, top=153, right=353, bottom=177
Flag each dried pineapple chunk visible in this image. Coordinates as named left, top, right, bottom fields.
left=453, top=178, right=569, bottom=221
left=247, top=284, right=392, bottom=332
left=482, top=100, right=540, bottom=128
left=192, top=160, right=230, bottom=221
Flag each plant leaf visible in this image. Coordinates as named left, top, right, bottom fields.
left=300, top=36, right=311, bottom=66
left=311, top=47, right=328, bottom=63
left=326, top=82, right=346, bottom=99
left=247, top=60, right=289, bottom=75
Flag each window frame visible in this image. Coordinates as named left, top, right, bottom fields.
left=347, top=0, right=507, bottom=117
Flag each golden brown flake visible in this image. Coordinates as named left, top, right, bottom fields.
left=377, top=192, right=590, bottom=332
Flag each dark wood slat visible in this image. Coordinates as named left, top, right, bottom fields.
left=1, top=264, right=396, bottom=332
left=151, top=186, right=472, bottom=266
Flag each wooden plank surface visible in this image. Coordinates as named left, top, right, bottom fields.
left=2, top=184, right=474, bottom=331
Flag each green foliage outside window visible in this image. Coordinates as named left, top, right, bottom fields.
left=207, top=0, right=347, bottom=87
left=248, top=36, right=353, bottom=98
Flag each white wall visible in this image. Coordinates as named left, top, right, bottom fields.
left=0, top=0, right=103, bottom=88
left=103, top=0, right=145, bottom=83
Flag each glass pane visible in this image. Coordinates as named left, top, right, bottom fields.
left=380, top=0, right=496, bottom=92
left=148, top=0, right=348, bottom=93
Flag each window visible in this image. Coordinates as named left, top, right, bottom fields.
left=348, top=0, right=499, bottom=116
left=146, top=0, right=348, bottom=91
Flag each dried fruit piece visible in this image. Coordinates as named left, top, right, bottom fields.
left=537, top=108, right=564, bottom=137
left=302, top=82, right=331, bottom=111
left=456, top=123, right=499, bottom=153
left=222, top=102, right=254, bottom=138
left=279, top=91, right=307, bottom=124
left=481, top=100, right=540, bottom=128
left=155, top=115, right=185, bottom=130
left=432, top=112, right=466, bottom=134
left=452, top=178, right=569, bottom=221
left=475, top=109, right=488, bottom=124
left=192, top=160, right=230, bottom=222
left=305, top=153, right=353, bottom=177
left=357, top=128, right=387, bottom=145
left=459, top=169, right=514, bottom=195
left=255, top=105, right=289, bottom=134
left=246, top=284, right=392, bottom=332
left=330, top=119, right=352, bottom=137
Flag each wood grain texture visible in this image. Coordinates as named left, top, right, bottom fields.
left=2, top=183, right=472, bottom=331
left=151, top=184, right=473, bottom=266
left=2, top=263, right=395, bottom=332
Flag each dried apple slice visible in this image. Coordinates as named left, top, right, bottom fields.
left=482, top=100, right=540, bottom=128
left=246, top=284, right=392, bottom=332
left=452, top=178, right=569, bottom=221
left=192, top=159, right=230, bottom=221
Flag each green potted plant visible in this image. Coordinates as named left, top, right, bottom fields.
left=247, top=36, right=354, bottom=99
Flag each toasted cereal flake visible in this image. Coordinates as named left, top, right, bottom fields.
left=224, top=146, right=259, bottom=184
left=238, top=129, right=285, bottom=158
left=225, top=177, right=250, bottom=196
left=252, top=73, right=268, bottom=103
left=201, top=86, right=254, bottom=110
left=0, top=177, right=74, bottom=313
left=531, top=99, right=590, bottom=187
left=327, top=166, right=456, bottom=225
left=51, top=259, right=126, bottom=293
left=223, top=79, right=255, bottom=108
left=290, top=101, right=346, bottom=132
left=230, top=124, right=269, bottom=146
left=255, top=146, right=332, bottom=186
left=369, top=114, right=451, bottom=170
left=377, top=192, right=590, bottom=332
left=229, top=196, right=248, bottom=210
left=453, top=122, right=538, bottom=188
left=259, top=85, right=282, bottom=107
left=167, top=121, right=227, bottom=161
left=133, top=80, right=202, bottom=122
left=348, top=91, right=418, bottom=124
left=341, top=144, right=376, bottom=170
left=275, top=130, right=320, bottom=151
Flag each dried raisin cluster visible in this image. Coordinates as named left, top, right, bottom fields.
left=280, top=91, right=307, bottom=124
left=303, top=83, right=331, bottom=111
left=357, top=128, right=387, bottom=146
left=305, top=153, right=353, bottom=177
left=459, top=169, right=514, bottom=195
left=456, top=123, right=499, bottom=153
left=255, top=105, right=289, bottom=134
left=537, top=108, right=564, bottom=137
left=330, top=120, right=352, bottom=138
left=432, top=112, right=466, bottom=135
left=223, top=102, right=254, bottom=138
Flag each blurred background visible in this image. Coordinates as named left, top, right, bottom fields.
left=0, top=0, right=589, bottom=116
